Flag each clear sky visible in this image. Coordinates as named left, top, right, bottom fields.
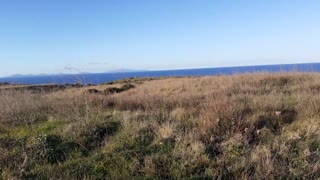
left=0, top=0, right=319, bottom=76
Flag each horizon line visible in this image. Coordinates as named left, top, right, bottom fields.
left=0, top=61, right=319, bottom=78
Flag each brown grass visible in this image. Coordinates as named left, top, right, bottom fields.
left=1, top=72, right=320, bottom=179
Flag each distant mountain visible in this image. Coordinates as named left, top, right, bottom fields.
left=106, top=69, right=148, bottom=73
left=38, top=73, right=50, bottom=76
left=78, top=72, right=92, bottom=75
left=6, top=69, right=147, bottom=78
left=9, top=73, right=51, bottom=78
left=10, top=74, right=35, bottom=77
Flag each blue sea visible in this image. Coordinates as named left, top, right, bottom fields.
left=1, top=63, right=320, bottom=85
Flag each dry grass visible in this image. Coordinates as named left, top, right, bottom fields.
left=1, top=73, right=320, bottom=179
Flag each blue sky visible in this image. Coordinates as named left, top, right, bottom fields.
left=0, top=0, right=319, bottom=76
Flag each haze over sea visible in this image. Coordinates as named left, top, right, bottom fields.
left=0, top=63, right=319, bottom=85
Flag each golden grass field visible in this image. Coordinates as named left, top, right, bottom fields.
left=1, top=73, right=320, bottom=179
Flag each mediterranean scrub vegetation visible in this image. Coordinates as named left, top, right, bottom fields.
left=1, top=73, right=320, bottom=179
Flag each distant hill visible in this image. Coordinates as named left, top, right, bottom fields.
left=10, top=74, right=34, bottom=77
left=6, top=69, right=147, bottom=78
left=106, top=69, right=148, bottom=73
left=9, top=73, right=50, bottom=78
